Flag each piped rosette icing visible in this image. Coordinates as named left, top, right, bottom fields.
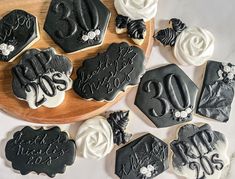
left=76, top=111, right=132, bottom=160
left=154, top=18, right=215, bottom=66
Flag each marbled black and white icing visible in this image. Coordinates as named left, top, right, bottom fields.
left=44, top=0, right=111, bottom=53
left=73, top=42, right=145, bottom=101
left=197, top=61, right=235, bottom=122
left=12, top=48, right=73, bottom=109
left=0, top=10, right=39, bottom=62
left=171, top=124, right=229, bottom=179
left=115, top=133, right=168, bottom=179
left=5, top=126, right=76, bottom=177
left=135, top=64, right=198, bottom=128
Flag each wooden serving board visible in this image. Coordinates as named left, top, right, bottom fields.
left=0, top=0, right=154, bottom=124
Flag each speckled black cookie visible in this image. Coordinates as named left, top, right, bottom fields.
left=0, top=10, right=39, bottom=62
left=44, top=0, right=111, bottom=53
left=12, top=48, right=73, bottom=109
left=115, top=133, right=168, bottom=179
left=5, top=126, right=76, bottom=177
left=170, top=124, right=229, bottom=179
left=197, top=61, right=235, bottom=122
left=135, top=64, right=198, bottom=128
left=73, top=42, right=145, bottom=101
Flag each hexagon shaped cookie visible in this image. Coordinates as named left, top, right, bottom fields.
left=115, top=133, right=168, bottom=179
left=44, top=0, right=111, bottom=53
left=135, top=64, right=198, bottom=128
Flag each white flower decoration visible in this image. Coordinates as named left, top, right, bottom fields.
left=76, top=116, right=114, bottom=160
left=173, top=26, right=215, bottom=66
left=0, top=43, right=15, bottom=56
left=140, top=165, right=155, bottom=178
left=82, top=29, right=101, bottom=42
left=218, top=62, right=235, bottom=81
left=174, top=107, right=192, bottom=120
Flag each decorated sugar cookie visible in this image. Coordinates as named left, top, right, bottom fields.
left=44, top=0, right=111, bottom=53
left=76, top=111, right=132, bottom=160
left=115, top=133, right=168, bottom=179
left=12, top=48, right=73, bottom=109
left=73, top=42, right=145, bottom=102
left=5, top=126, right=76, bottom=177
left=0, top=10, right=39, bottom=62
left=197, top=61, right=235, bottom=122
left=154, top=18, right=215, bottom=66
left=171, top=124, right=229, bottom=179
left=114, top=0, right=158, bottom=45
left=135, top=64, right=198, bottom=128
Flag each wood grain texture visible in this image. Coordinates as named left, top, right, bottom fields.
left=0, top=0, right=154, bottom=124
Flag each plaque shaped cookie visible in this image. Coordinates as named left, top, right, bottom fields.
left=197, top=61, right=235, bottom=122
left=170, top=124, right=229, bottom=179
left=12, top=48, right=73, bottom=109
left=115, top=133, right=168, bottom=179
left=0, top=10, right=39, bottom=62
left=44, top=0, right=111, bottom=53
left=135, top=64, right=198, bottom=128
left=5, top=126, right=76, bottom=177
left=73, top=42, right=145, bottom=101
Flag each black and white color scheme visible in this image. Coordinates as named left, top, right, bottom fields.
left=197, top=61, right=235, bottom=122
left=5, top=126, right=76, bottom=177
left=73, top=42, right=145, bottom=101
left=171, top=124, right=229, bottom=179
left=76, top=111, right=132, bottom=160
left=12, top=48, right=73, bottom=109
left=44, top=0, right=111, bottom=53
left=115, top=15, right=146, bottom=45
left=0, top=10, right=39, bottom=62
left=115, top=133, right=168, bottom=179
left=154, top=18, right=186, bottom=47
left=135, top=64, right=198, bottom=128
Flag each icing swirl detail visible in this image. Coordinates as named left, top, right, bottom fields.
left=174, top=27, right=215, bottom=66
left=154, top=28, right=177, bottom=47
left=76, top=116, right=114, bottom=160
left=114, top=0, right=158, bottom=21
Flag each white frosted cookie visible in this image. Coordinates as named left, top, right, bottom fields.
left=114, top=0, right=158, bottom=22
left=170, top=123, right=229, bottom=179
left=154, top=18, right=215, bottom=66
left=76, top=111, right=131, bottom=160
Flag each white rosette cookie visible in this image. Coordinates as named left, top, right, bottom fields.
left=154, top=18, right=215, bottom=66
left=76, top=111, right=132, bottom=160
left=114, top=0, right=158, bottom=45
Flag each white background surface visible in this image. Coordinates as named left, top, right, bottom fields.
left=0, top=0, right=235, bottom=179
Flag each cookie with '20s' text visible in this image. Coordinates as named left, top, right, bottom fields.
left=171, top=124, right=229, bottom=179
left=12, top=48, right=73, bottom=109
left=0, top=10, right=39, bottom=62
left=73, top=42, right=145, bottom=102
left=5, top=126, right=76, bottom=177
left=44, top=0, right=111, bottom=53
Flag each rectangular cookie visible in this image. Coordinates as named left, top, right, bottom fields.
left=197, top=60, right=235, bottom=122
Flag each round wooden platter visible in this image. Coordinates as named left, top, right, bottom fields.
left=0, top=0, right=155, bottom=124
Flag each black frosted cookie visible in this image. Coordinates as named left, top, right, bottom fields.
left=135, top=64, right=198, bottom=128
left=12, top=48, right=73, bottom=109
left=5, top=126, right=76, bottom=177
left=170, top=124, right=229, bottom=179
left=0, top=10, right=39, bottom=62
left=197, top=61, right=235, bottom=122
left=44, top=0, right=111, bottom=53
left=73, top=42, right=145, bottom=101
left=115, top=133, right=168, bottom=179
